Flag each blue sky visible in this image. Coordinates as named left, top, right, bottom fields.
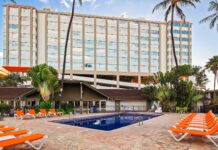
left=0, top=0, right=217, bottom=89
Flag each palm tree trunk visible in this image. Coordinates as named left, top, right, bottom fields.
left=59, top=0, right=76, bottom=108
left=213, top=72, right=217, bottom=103
left=170, top=6, right=179, bottom=69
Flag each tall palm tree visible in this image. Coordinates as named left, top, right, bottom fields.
left=205, top=56, right=218, bottom=102
left=152, top=0, right=200, bottom=69
left=60, top=0, right=82, bottom=107
left=200, top=0, right=218, bottom=31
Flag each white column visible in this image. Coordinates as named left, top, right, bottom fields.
left=99, top=101, right=102, bottom=112
left=138, top=75, right=141, bottom=90
left=94, top=74, right=97, bottom=87
left=116, top=75, right=120, bottom=88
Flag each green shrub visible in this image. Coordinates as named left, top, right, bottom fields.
left=0, top=104, right=12, bottom=116
left=32, top=106, right=40, bottom=113
left=40, top=101, right=51, bottom=111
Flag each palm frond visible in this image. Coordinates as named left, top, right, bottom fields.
left=209, top=0, right=218, bottom=11
left=178, top=0, right=196, bottom=8
left=79, top=0, right=83, bottom=6
left=152, top=0, right=171, bottom=13
left=209, top=15, right=218, bottom=29
left=199, top=13, right=217, bottom=24
left=175, top=5, right=186, bottom=21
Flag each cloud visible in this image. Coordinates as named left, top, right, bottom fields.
left=61, top=0, right=70, bottom=8
left=39, top=0, right=49, bottom=3
left=60, top=0, right=97, bottom=9
left=120, top=11, right=127, bottom=18
left=105, top=0, right=113, bottom=5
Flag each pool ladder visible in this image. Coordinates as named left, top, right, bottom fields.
left=135, top=116, right=144, bottom=126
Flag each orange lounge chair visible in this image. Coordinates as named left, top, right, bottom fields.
left=168, top=124, right=218, bottom=148
left=28, top=109, right=43, bottom=118
left=48, top=109, right=57, bottom=116
left=0, top=127, right=17, bottom=133
left=39, top=109, right=48, bottom=118
left=14, top=110, right=34, bottom=120
left=0, top=130, right=31, bottom=137
left=0, top=133, right=48, bottom=150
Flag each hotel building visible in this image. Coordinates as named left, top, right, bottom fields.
left=2, top=4, right=192, bottom=89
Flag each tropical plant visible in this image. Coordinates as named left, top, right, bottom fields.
left=205, top=56, right=218, bottom=102
left=0, top=73, right=28, bottom=87
left=27, top=64, right=59, bottom=101
left=142, top=85, right=158, bottom=101
left=155, top=85, right=176, bottom=111
left=152, top=0, right=200, bottom=69
left=60, top=0, right=82, bottom=108
left=40, top=101, right=51, bottom=111
left=200, top=0, right=218, bottom=31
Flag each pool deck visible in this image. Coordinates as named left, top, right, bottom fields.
left=1, top=113, right=217, bottom=150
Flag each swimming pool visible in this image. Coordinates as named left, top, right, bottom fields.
left=52, top=113, right=161, bottom=131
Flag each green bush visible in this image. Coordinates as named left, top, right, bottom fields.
left=40, top=101, right=51, bottom=111
left=32, top=106, right=40, bottom=113
left=0, top=104, right=12, bottom=116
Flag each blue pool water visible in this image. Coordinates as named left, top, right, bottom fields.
left=52, top=113, right=161, bottom=131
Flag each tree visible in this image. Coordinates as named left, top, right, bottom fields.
left=205, top=56, right=218, bottom=102
left=27, top=64, right=59, bottom=101
left=200, top=0, right=218, bottom=31
left=0, top=73, right=28, bottom=87
left=152, top=0, right=200, bottom=69
left=60, top=0, right=82, bottom=108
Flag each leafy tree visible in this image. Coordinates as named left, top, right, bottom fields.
left=200, top=0, right=218, bottom=31
left=142, top=85, right=158, bottom=101
left=152, top=0, right=200, bottom=69
left=155, top=85, right=176, bottom=111
left=27, top=64, right=59, bottom=101
left=60, top=0, right=82, bottom=107
left=0, top=73, right=28, bottom=87
left=205, top=56, right=218, bottom=102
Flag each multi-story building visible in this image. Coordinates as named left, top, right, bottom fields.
left=2, top=4, right=192, bottom=89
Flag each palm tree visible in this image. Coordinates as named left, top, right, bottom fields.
left=200, top=0, right=218, bottom=31
left=205, top=56, right=218, bottom=102
left=27, top=64, right=59, bottom=101
left=152, top=0, right=200, bottom=69
left=60, top=0, right=82, bottom=107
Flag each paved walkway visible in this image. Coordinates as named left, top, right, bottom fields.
left=1, top=113, right=217, bottom=150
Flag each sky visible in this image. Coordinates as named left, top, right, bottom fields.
left=0, top=0, right=217, bottom=89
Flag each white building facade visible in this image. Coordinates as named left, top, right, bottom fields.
left=2, top=4, right=192, bottom=89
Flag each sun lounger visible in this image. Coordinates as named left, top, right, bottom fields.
left=14, top=110, right=34, bottom=120
left=168, top=124, right=218, bottom=147
left=28, top=109, right=43, bottom=118
left=0, top=130, right=31, bottom=137
left=48, top=109, right=57, bottom=116
left=39, top=109, right=48, bottom=118
left=0, top=127, right=17, bottom=133
left=0, top=133, right=48, bottom=150
left=168, top=111, right=218, bottom=148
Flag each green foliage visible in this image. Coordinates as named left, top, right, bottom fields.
left=27, top=64, right=59, bottom=101
left=206, top=55, right=218, bottom=102
left=0, top=104, right=12, bottom=116
left=0, top=73, right=29, bottom=87
left=40, top=101, right=51, bottom=110
left=142, top=64, right=205, bottom=112
left=142, top=86, right=157, bottom=101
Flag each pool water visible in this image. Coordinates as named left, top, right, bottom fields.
left=52, top=113, right=161, bottom=131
